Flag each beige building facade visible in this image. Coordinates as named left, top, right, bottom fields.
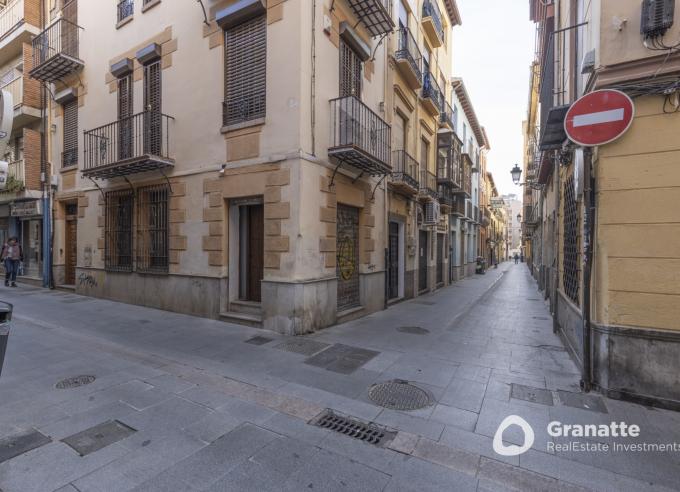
left=8, top=0, right=494, bottom=334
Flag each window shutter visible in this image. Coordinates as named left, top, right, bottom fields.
left=224, top=14, right=266, bottom=126
left=62, top=99, right=78, bottom=167
left=339, top=39, right=362, bottom=98
left=143, top=60, right=162, bottom=155
left=117, top=75, right=133, bottom=160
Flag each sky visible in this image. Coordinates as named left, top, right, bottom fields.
left=451, top=0, right=536, bottom=196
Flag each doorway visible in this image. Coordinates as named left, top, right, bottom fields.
left=387, top=221, right=400, bottom=300
left=436, top=233, right=444, bottom=285
left=64, top=203, right=78, bottom=285
left=238, top=204, right=264, bottom=302
left=418, top=230, right=428, bottom=292
left=337, top=204, right=360, bottom=310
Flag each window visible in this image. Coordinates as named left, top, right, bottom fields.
left=420, top=137, right=429, bottom=170
left=137, top=184, right=169, bottom=273
left=105, top=189, right=134, bottom=272
left=117, top=0, right=133, bottom=23
left=62, top=99, right=78, bottom=167
left=223, top=14, right=266, bottom=127
left=398, top=0, right=408, bottom=28
left=562, top=175, right=579, bottom=305
left=339, top=39, right=362, bottom=98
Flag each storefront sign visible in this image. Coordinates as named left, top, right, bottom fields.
left=11, top=200, right=42, bottom=217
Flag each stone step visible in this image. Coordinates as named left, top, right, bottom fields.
left=219, top=311, right=262, bottom=328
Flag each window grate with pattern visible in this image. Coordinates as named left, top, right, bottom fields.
left=117, top=0, right=133, bottom=23
left=105, top=189, right=134, bottom=272
left=62, top=99, right=78, bottom=167
left=562, top=175, right=579, bottom=305
left=136, top=184, right=169, bottom=273
left=339, top=39, right=362, bottom=98
left=223, top=14, right=266, bottom=127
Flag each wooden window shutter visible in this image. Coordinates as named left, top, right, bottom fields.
left=62, top=99, right=78, bottom=167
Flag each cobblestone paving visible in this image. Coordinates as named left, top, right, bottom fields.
left=0, top=264, right=678, bottom=491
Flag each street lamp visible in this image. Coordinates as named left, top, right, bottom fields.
left=511, top=164, right=522, bottom=185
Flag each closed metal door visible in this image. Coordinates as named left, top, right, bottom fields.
left=418, top=230, right=428, bottom=292
left=337, top=205, right=360, bottom=310
left=388, top=222, right=399, bottom=300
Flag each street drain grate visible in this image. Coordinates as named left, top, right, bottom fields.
left=396, top=326, right=430, bottom=335
left=368, top=380, right=433, bottom=411
left=311, top=410, right=395, bottom=446
left=56, top=375, right=96, bottom=389
left=244, top=335, right=274, bottom=346
left=275, top=339, right=331, bottom=356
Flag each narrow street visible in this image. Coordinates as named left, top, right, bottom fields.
left=0, top=264, right=677, bottom=492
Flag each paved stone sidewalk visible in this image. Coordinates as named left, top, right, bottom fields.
left=0, top=264, right=678, bottom=491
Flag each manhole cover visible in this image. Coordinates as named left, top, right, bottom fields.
left=368, top=380, right=432, bottom=411
left=275, top=339, right=330, bottom=356
left=396, top=326, right=430, bottom=335
left=311, top=410, right=395, bottom=446
left=55, top=375, right=96, bottom=389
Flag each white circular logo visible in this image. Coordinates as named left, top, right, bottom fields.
left=493, top=415, right=535, bottom=456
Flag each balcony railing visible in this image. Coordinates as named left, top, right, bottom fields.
left=422, top=0, right=444, bottom=46
left=451, top=195, right=465, bottom=216
left=30, top=17, right=83, bottom=82
left=391, top=150, right=419, bottom=193
left=329, top=96, right=391, bottom=175
left=345, top=0, right=394, bottom=37
left=6, top=159, right=23, bottom=186
left=0, top=0, right=25, bottom=41
left=440, top=100, right=454, bottom=129
left=117, top=0, right=134, bottom=23
left=422, top=72, right=443, bottom=115
left=83, top=111, right=175, bottom=179
left=438, top=184, right=454, bottom=210
left=395, top=26, right=422, bottom=89
left=419, top=169, right=438, bottom=200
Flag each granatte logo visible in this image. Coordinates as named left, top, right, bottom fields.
left=492, top=415, right=535, bottom=456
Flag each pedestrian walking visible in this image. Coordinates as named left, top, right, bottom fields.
left=1, top=237, right=23, bottom=287
left=514, top=253, right=519, bottom=264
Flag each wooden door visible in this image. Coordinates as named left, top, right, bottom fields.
left=247, top=204, right=264, bottom=302
left=65, top=219, right=77, bottom=285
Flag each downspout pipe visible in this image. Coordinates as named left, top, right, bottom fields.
left=581, top=147, right=594, bottom=392
left=39, top=0, right=51, bottom=288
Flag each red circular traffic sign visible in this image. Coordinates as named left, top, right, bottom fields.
left=564, top=89, right=635, bottom=147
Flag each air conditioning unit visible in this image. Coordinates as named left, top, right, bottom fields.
left=641, top=0, right=675, bottom=39
left=424, top=201, right=440, bottom=225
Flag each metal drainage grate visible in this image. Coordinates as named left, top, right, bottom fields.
left=368, top=380, right=433, bottom=411
left=396, top=326, right=430, bottom=335
left=312, top=410, right=395, bottom=446
left=56, top=375, right=96, bottom=389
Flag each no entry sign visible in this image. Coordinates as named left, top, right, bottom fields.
left=564, top=90, right=634, bottom=147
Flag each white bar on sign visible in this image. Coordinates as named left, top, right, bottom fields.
left=573, top=108, right=625, bottom=127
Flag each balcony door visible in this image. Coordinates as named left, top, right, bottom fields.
left=143, top=60, right=162, bottom=156
left=117, top=75, right=133, bottom=161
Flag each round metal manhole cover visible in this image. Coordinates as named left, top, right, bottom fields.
left=55, top=375, right=96, bottom=389
left=396, top=326, right=430, bottom=336
left=368, top=380, right=433, bottom=411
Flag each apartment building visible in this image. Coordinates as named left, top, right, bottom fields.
left=4, top=0, right=482, bottom=334
left=525, top=0, right=680, bottom=409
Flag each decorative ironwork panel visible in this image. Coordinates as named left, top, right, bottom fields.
left=136, top=184, right=169, bottom=274
left=105, top=189, right=134, bottom=272
left=117, top=0, right=133, bottom=23
left=340, top=39, right=362, bottom=98
left=223, top=14, right=266, bottom=127
left=62, top=99, right=78, bottom=168
left=563, top=175, right=579, bottom=305
left=337, top=205, right=360, bottom=310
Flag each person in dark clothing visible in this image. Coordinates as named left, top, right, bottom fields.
left=1, top=237, right=23, bottom=287
left=514, top=253, right=519, bottom=264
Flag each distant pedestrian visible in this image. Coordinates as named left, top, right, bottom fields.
left=1, top=236, right=23, bottom=287
left=514, top=253, right=519, bottom=264
left=520, top=253, right=524, bottom=263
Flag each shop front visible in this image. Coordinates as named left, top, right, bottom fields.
left=10, top=200, right=42, bottom=279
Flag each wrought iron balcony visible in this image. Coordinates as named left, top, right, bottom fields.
left=391, top=150, right=419, bottom=195
left=437, top=184, right=454, bottom=212
left=83, top=111, right=175, bottom=180
left=329, top=96, right=391, bottom=176
left=394, top=26, right=422, bottom=90
left=453, top=152, right=472, bottom=197
left=421, top=72, right=442, bottom=116
left=422, top=0, right=444, bottom=48
left=450, top=195, right=466, bottom=216
left=30, top=17, right=83, bottom=82
left=419, top=169, right=438, bottom=201
left=440, top=100, right=454, bottom=129
left=345, top=0, right=394, bottom=37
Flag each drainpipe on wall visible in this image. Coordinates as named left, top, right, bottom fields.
left=581, top=147, right=594, bottom=392
left=39, top=0, right=51, bottom=289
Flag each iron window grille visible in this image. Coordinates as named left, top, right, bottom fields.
left=105, top=189, right=134, bottom=272
left=562, top=175, right=580, bottom=305
left=340, top=39, right=362, bottom=98
left=223, top=14, right=266, bottom=127
left=62, top=99, right=78, bottom=168
left=136, top=184, right=169, bottom=273
left=118, top=0, right=133, bottom=23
